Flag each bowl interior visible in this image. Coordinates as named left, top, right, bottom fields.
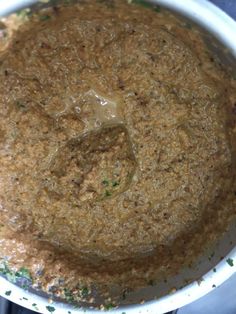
left=0, top=1, right=236, bottom=313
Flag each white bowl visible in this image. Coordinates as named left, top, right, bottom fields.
left=0, top=1, right=236, bottom=313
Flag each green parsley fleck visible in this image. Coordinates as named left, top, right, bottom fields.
left=16, top=101, right=27, bottom=110
left=122, top=312, right=126, bottom=314
left=212, top=284, right=216, bottom=288
left=6, top=271, right=17, bottom=283
left=5, top=290, right=11, bottom=296
left=102, top=179, right=109, bottom=186
left=16, top=267, right=32, bottom=280
left=148, top=279, right=154, bottom=286
left=23, top=297, right=28, bottom=300
left=132, top=0, right=152, bottom=8
left=213, top=268, right=217, bottom=273
left=0, top=263, right=17, bottom=283
left=63, top=0, right=73, bottom=4
left=104, top=303, right=115, bottom=310
left=16, top=8, right=31, bottom=19
left=32, top=303, right=39, bottom=311
left=208, top=251, right=215, bottom=261
left=112, top=181, right=119, bottom=187
left=68, top=312, right=71, bottom=314
left=197, top=278, right=204, bottom=286
left=131, top=0, right=161, bottom=12
left=226, top=258, right=234, bottom=267
left=81, top=287, right=89, bottom=297
left=46, top=305, right=56, bottom=313
left=96, top=0, right=115, bottom=8
left=64, top=288, right=75, bottom=304
left=22, top=284, right=30, bottom=290
left=73, top=304, right=80, bottom=309
left=102, top=179, right=120, bottom=190
left=183, top=22, right=192, bottom=29
left=122, top=289, right=127, bottom=300
left=40, top=15, right=51, bottom=21
left=154, top=5, right=161, bottom=12
left=105, top=190, right=112, bottom=197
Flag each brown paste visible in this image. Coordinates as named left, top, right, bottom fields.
left=0, top=0, right=236, bottom=307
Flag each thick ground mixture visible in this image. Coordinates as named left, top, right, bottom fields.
left=0, top=0, right=236, bottom=307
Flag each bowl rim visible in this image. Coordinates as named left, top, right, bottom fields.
left=1, top=247, right=236, bottom=314
left=0, top=0, right=236, bottom=313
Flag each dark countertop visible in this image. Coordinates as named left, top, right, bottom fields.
left=210, top=0, right=236, bottom=19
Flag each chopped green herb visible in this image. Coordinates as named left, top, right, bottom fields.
left=213, top=268, right=217, bottom=273
left=122, top=289, right=127, bottom=300
left=212, top=284, right=216, bottom=288
left=81, top=287, right=89, bottom=297
left=154, top=5, right=161, bottom=12
left=208, top=251, right=215, bottom=261
left=63, top=0, right=73, bottom=4
left=68, top=312, right=72, bottom=314
left=5, top=290, right=11, bottom=296
left=226, top=258, right=234, bottom=267
left=32, top=303, right=39, bottom=311
left=0, top=262, right=9, bottom=274
left=102, top=179, right=109, bottom=186
left=0, top=263, right=17, bottom=283
left=183, top=22, right=192, bottom=29
left=40, top=15, right=51, bottom=21
left=96, top=0, right=115, bottom=8
left=16, top=267, right=32, bottom=280
left=64, top=287, right=82, bottom=304
left=46, top=305, right=56, bottom=313
left=16, top=8, right=31, bottom=19
left=148, top=279, right=154, bottom=286
left=105, top=190, right=112, bottom=197
left=9, top=266, right=31, bottom=289
left=22, top=284, right=29, bottom=290
left=6, top=271, right=17, bottom=283
left=130, top=0, right=161, bottom=12
left=122, top=312, right=126, bottom=314
left=102, top=179, right=120, bottom=189
left=23, top=297, right=28, bottom=300
left=132, top=0, right=152, bottom=9
left=197, top=278, right=204, bottom=286
left=16, top=101, right=27, bottom=110
left=73, top=304, right=80, bottom=309
left=64, top=288, right=75, bottom=304
left=104, top=303, right=115, bottom=310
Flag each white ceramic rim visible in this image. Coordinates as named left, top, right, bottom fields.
left=0, top=0, right=236, bottom=313
left=157, top=0, right=236, bottom=57
left=1, top=248, right=236, bottom=314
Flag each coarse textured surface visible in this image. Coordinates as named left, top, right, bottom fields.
left=0, top=0, right=236, bottom=306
